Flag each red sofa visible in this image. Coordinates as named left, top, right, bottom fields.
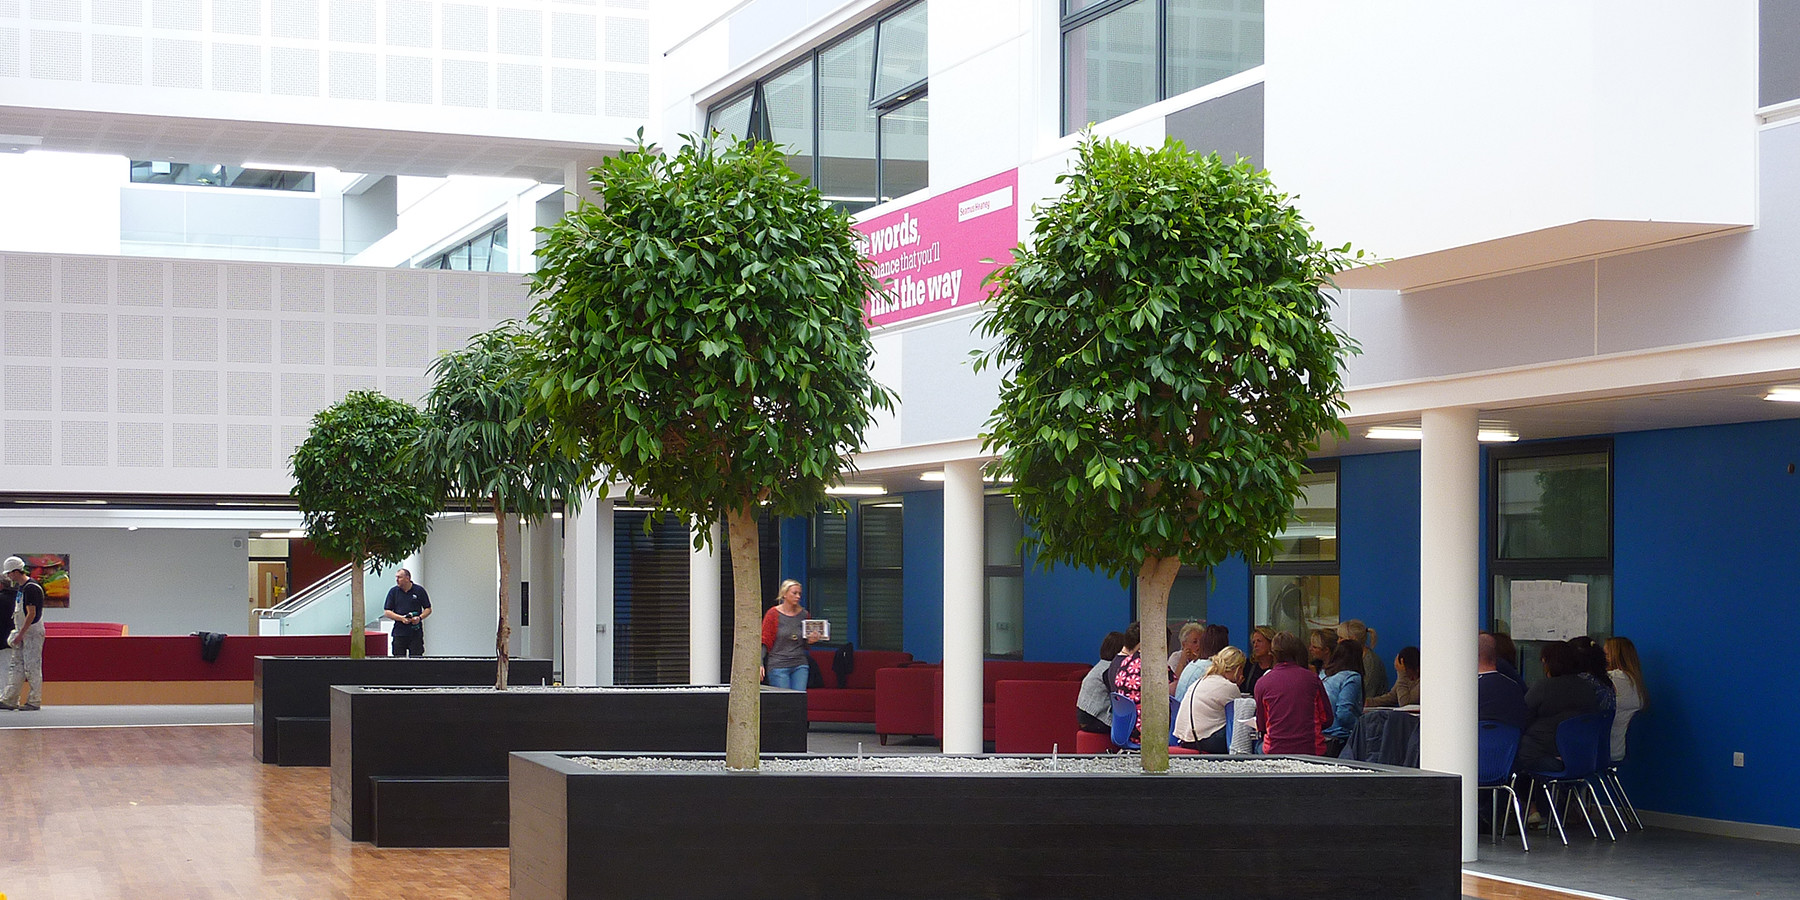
left=874, top=660, right=1090, bottom=745
left=44, top=621, right=128, bottom=636
left=42, top=632, right=387, bottom=705
left=803, top=648, right=914, bottom=724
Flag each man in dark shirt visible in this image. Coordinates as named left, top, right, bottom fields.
left=1478, top=632, right=1528, bottom=731
left=1, top=556, right=47, bottom=710
left=382, top=569, right=432, bottom=657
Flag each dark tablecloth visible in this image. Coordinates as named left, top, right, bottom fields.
left=1339, top=708, right=1421, bottom=767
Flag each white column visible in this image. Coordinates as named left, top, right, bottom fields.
left=1418, top=407, right=1481, bottom=862
left=942, top=459, right=985, bottom=754
left=527, top=518, right=558, bottom=662
left=502, top=514, right=524, bottom=657
left=562, top=494, right=614, bottom=686
left=689, top=521, right=723, bottom=685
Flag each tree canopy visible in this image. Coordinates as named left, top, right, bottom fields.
left=525, top=134, right=894, bottom=767
left=290, top=390, right=438, bottom=659
left=979, top=136, right=1358, bottom=770
left=414, top=323, right=591, bottom=687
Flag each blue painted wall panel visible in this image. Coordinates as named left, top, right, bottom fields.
left=1339, top=451, right=1423, bottom=664
left=1022, top=560, right=1130, bottom=663
left=779, top=516, right=808, bottom=588
left=1612, top=419, right=1800, bottom=829
left=900, top=489, right=944, bottom=662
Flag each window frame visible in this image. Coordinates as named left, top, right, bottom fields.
left=856, top=497, right=906, bottom=652
left=982, top=490, right=1026, bottom=659
left=1245, top=459, right=1342, bottom=628
left=1058, top=0, right=1262, bottom=135
left=1486, top=438, right=1615, bottom=641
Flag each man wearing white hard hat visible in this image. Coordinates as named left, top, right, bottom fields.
left=1, top=556, right=46, bottom=711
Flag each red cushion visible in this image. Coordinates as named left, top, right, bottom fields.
left=43, top=622, right=127, bottom=637
left=993, top=679, right=1084, bottom=754
left=806, top=649, right=914, bottom=691
left=44, top=633, right=389, bottom=681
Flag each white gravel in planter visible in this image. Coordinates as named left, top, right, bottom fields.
left=570, top=754, right=1362, bottom=775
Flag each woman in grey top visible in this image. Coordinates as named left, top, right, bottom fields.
left=1077, top=631, right=1128, bottom=733
left=760, top=579, right=820, bottom=691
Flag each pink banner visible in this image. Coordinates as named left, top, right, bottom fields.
left=857, top=169, right=1019, bottom=328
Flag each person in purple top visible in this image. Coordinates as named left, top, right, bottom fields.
left=1254, top=631, right=1328, bottom=756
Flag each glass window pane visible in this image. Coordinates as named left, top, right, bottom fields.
left=1166, top=0, right=1264, bottom=96
left=1253, top=573, right=1339, bottom=639
left=707, top=92, right=754, bottom=142
left=1268, top=470, right=1337, bottom=562
left=762, top=61, right=816, bottom=182
left=878, top=95, right=929, bottom=201
left=985, top=575, right=1024, bottom=657
left=1492, top=573, right=1613, bottom=687
left=1064, top=0, right=1116, bottom=15
left=859, top=573, right=905, bottom=651
left=873, top=3, right=928, bottom=101
left=1497, top=452, right=1610, bottom=559
left=818, top=27, right=880, bottom=213
left=488, top=225, right=508, bottom=271
left=469, top=232, right=493, bottom=272
left=808, top=573, right=850, bottom=645
left=812, top=510, right=847, bottom=566
left=983, top=495, right=1023, bottom=566
left=1168, top=574, right=1208, bottom=627
left=860, top=502, right=904, bottom=568
left=1062, top=0, right=1156, bottom=134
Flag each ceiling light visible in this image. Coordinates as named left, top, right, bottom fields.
left=551, top=511, right=564, bottom=519
left=1365, top=425, right=1519, bottom=443
left=216, top=500, right=291, bottom=507
left=826, top=485, right=887, bottom=496
left=468, top=515, right=499, bottom=525
left=16, top=498, right=107, bottom=505
left=919, top=471, right=945, bottom=482
left=258, top=530, right=306, bottom=539
left=1764, top=387, right=1800, bottom=403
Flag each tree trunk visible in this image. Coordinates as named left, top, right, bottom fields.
left=723, top=502, right=764, bottom=771
left=1136, top=554, right=1181, bottom=773
left=349, top=554, right=366, bottom=660
left=495, top=494, right=511, bottom=691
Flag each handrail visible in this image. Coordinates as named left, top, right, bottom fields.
left=256, top=563, right=353, bottom=618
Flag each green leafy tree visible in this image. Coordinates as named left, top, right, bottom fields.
left=290, top=391, right=438, bottom=659
left=413, top=323, right=591, bottom=689
left=525, top=135, right=894, bottom=769
left=978, top=137, right=1359, bottom=772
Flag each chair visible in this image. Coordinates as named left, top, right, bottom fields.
left=1598, top=709, right=1644, bottom=830
left=1109, top=692, right=1199, bottom=754
left=1585, top=710, right=1632, bottom=834
left=1477, top=720, right=1529, bottom=851
left=1522, top=713, right=1614, bottom=845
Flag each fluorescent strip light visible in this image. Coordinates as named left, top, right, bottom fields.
left=1764, top=387, right=1800, bottom=402
left=825, top=485, right=887, bottom=496
left=258, top=530, right=307, bottom=539
left=216, top=500, right=291, bottom=507
left=551, top=512, right=564, bottom=519
left=1365, top=425, right=1519, bottom=443
left=17, top=498, right=107, bottom=505
left=919, top=471, right=945, bottom=482
left=468, top=515, right=500, bottom=525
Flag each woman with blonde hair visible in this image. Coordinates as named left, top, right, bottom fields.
left=1605, top=636, right=1648, bottom=761
left=1244, top=626, right=1277, bottom=693
left=759, top=579, right=820, bottom=691
left=1175, top=645, right=1247, bottom=753
left=1338, top=619, right=1389, bottom=698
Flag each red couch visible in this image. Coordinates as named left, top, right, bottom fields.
left=42, top=632, right=387, bottom=705
left=874, top=660, right=1089, bottom=744
left=44, top=621, right=128, bottom=636
left=803, top=648, right=914, bottom=724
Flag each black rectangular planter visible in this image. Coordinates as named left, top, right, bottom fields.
left=253, top=656, right=554, bottom=766
left=510, top=752, right=1461, bottom=900
left=330, top=686, right=809, bottom=846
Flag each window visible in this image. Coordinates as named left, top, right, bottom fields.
left=1061, top=0, right=1264, bottom=134
left=859, top=500, right=905, bottom=651
left=808, top=510, right=850, bottom=642
left=1251, top=466, right=1339, bottom=639
left=428, top=223, right=509, bottom=272
left=984, top=493, right=1024, bottom=658
left=1489, top=441, right=1613, bottom=679
left=705, top=1, right=928, bottom=213
left=129, top=159, right=315, bottom=191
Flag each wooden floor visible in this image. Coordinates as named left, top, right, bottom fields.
left=3, top=725, right=506, bottom=898
left=2, top=722, right=1594, bottom=900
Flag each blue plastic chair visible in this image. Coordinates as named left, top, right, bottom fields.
left=1109, top=692, right=1140, bottom=750
left=1600, top=710, right=1644, bottom=829
left=1478, top=720, right=1529, bottom=851
left=1523, top=713, right=1614, bottom=845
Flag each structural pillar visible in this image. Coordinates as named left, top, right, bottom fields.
left=562, top=493, right=614, bottom=686
left=942, top=459, right=985, bottom=754
left=1418, top=407, right=1481, bottom=862
left=689, top=521, right=723, bottom=685
left=526, top=517, right=559, bottom=662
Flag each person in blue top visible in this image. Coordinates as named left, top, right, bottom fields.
left=1319, top=638, right=1365, bottom=757
left=382, top=569, right=432, bottom=657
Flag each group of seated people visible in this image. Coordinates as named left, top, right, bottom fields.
left=1075, top=618, right=1422, bottom=756
left=1074, top=618, right=1646, bottom=765
left=1482, top=631, right=1648, bottom=773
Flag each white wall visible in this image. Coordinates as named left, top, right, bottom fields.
left=0, top=151, right=124, bottom=255
left=0, top=526, right=252, bottom=635
left=411, top=515, right=502, bottom=657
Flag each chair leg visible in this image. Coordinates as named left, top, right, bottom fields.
left=1537, top=780, right=1570, bottom=846
left=1587, top=772, right=1624, bottom=833
left=1608, top=769, right=1643, bottom=830
left=1585, top=782, right=1617, bottom=840
left=1506, top=784, right=1530, bottom=852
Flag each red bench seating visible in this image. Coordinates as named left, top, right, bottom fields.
left=41, top=632, right=388, bottom=705
left=875, top=660, right=1090, bottom=747
left=803, top=648, right=914, bottom=724
left=44, top=621, right=128, bottom=636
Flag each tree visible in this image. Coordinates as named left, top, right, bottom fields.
left=413, top=323, right=591, bottom=689
left=525, top=135, right=894, bottom=769
left=978, top=137, right=1359, bottom=772
left=290, top=391, right=439, bottom=659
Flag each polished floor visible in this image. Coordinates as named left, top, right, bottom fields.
left=3, top=713, right=1790, bottom=899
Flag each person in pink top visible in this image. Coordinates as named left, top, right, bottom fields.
left=1253, top=631, right=1329, bottom=756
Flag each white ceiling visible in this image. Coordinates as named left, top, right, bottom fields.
left=0, top=105, right=627, bottom=181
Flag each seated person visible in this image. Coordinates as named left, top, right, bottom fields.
left=1174, top=646, right=1247, bottom=753
left=1168, top=622, right=1205, bottom=682
left=1172, top=623, right=1229, bottom=703
left=1339, top=619, right=1390, bottom=699
left=1478, top=632, right=1528, bottom=731
left=1364, top=645, right=1420, bottom=708
left=1319, top=639, right=1365, bottom=756
left=1307, top=628, right=1338, bottom=674
left=1255, top=632, right=1329, bottom=756
left=1518, top=641, right=1601, bottom=772
left=1078, top=631, right=1128, bottom=734
left=1605, top=636, right=1648, bottom=761
left=1243, top=626, right=1277, bottom=694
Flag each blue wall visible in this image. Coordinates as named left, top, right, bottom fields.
left=1339, top=450, right=1423, bottom=671
left=900, top=489, right=944, bottom=660
left=1613, top=418, right=1800, bottom=829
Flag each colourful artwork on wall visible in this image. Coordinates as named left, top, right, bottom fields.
left=12, top=553, right=69, bottom=608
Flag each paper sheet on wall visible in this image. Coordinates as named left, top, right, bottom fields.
left=1510, top=580, right=1589, bottom=641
